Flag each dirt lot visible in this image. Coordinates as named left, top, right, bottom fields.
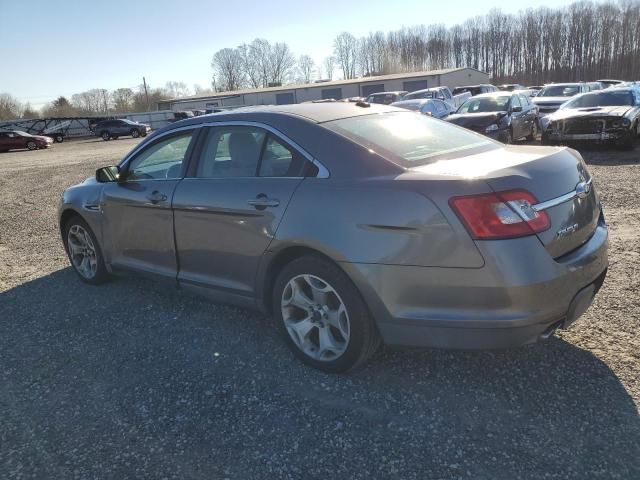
left=0, top=137, right=639, bottom=479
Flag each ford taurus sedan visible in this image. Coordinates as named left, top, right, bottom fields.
left=59, top=103, right=608, bottom=372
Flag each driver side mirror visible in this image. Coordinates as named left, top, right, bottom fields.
left=96, top=165, right=120, bottom=183
left=511, top=106, right=523, bottom=113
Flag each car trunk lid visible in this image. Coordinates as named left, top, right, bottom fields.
left=412, top=145, right=601, bottom=258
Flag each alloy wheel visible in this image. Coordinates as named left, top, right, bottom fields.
left=27, top=141, right=37, bottom=150
left=67, top=224, right=98, bottom=279
left=281, top=274, right=350, bottom=362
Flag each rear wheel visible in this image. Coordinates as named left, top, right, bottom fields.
left=273, top=256, right=381, bottom=373
left=63, top=216, right=109, bottom=284
left=55, top=134, right=64, bottom=143
left=26, top=141, right=37, bottom=150
left=101, top=131, right=111, bottom=141
left=130, top=129, right=140, bottom=138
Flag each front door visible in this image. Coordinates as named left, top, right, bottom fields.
left=101, top=129, right=197, bottom=279
left=173, top=125, right=313, bottom=298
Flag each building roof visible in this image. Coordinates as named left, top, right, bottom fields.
left=163, top=68, right=486, bottom=104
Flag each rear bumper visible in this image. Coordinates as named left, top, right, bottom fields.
left=342, top=222, right=608, bottom=349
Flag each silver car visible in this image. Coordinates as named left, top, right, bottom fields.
left=59, top=103, right=608, bottom=373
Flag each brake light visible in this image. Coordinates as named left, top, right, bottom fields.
left=449, top=190, right=550, bottom=240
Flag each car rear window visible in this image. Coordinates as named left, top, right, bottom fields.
left=324, top=112, right=497, bottom=167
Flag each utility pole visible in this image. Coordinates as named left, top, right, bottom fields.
left=143, top=76, right=150, bottom=111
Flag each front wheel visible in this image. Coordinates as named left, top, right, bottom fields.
left=101, top=131, right=111, bottom=141
left=130, top=129, right=140, bottom=138
left=63, top=216, right=110, bottom=284
left=55, top=134, right=64, bottom=143
left=273, top=256, right=381, bottom=373
left=26, top=141, right=37, bottom=150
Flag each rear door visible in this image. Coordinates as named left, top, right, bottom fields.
left=173, top=124, right=316, bottom=297
left=101, top=129, right=197, bottom=278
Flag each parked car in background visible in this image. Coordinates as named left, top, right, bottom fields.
left=527, top=85, right=544, bottom=91
left=586, top=82, right=604, bottom=91
left=0, top=130, right=53, bottom=152
left=59, top=102, right=608, bottom=372
left=532, top=83, right=590, bottom=115
left=446, top=91, right=538, bottom=143
left=452, top=84, right=498, bottom=96
left=94, top=119, right=151, bottom=141
left=513, top=88, right=540, bottom=98
left=597, top=79, right=624, bottom=88
left=390, top=98, right=453, bottom=118
left=402, top=86, right=471, bottom=109
left=540, top=87, right=640, bottom=149
left=365, top=91, right=407, bottom=105
left=498, top=84, right=525, bottom=91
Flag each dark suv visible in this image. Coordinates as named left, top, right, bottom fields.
left=94, top=119, right=151, bottom=141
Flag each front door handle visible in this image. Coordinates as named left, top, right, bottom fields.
left=247, top=194, right=280, bottom=210
left=146, top=190, right=167, bottom=203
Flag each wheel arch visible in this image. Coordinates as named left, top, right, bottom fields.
left=259, top=245, right=345, bottom=316
left=59, top=208, right=86, bottom=248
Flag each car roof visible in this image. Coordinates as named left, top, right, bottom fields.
left=159, top=103, right=401, bottom=130
left=471, top=92, right=513, bottom=98
left=542, top=83, right=583, bottom=87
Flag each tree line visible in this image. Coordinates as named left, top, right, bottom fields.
left=0, top=81, right=214, bottom=121
left=212, top=0, right=640, bottom=92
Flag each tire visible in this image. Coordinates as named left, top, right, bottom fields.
left=130, top=129, right=140, bottom=138
left=55, top=135, right=64, bottom=143
left=526, top=121, right=537, bottom=141
left=272, top=255, right=382, bottom=373
left=101, top=131, right=111, bottom=141
left=141, top=131, right=148, bottom=137
left=26, top=141, right=37, bottom=150
left=63, top=215, right=110, bottom=285
left=112, top=135, right=119, bottom=140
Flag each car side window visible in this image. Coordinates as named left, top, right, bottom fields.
left=435, top=101, right=447, bottom=113
left=511, top=95, right=522, bottom=109
left=519, top=94, right=529, bottom=106
left=259, top=134, right=311, bottom=177
left=126, top=131, right=194, bottom=181
left=196, top=126, right=265, bottom=178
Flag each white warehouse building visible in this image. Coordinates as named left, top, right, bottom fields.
left=158, top=67, right=489, bottom=111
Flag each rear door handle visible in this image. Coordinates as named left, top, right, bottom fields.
left=247, top=194, right=280, bottom=209
left=146, top=190, right=168, bottom=203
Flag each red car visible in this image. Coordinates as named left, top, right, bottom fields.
left=0, top=130, right=53, bottom=152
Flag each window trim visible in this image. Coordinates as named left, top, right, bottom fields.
left=119, top=128, right=199, bottom=183
left=119, top=121, right=329, bottom=179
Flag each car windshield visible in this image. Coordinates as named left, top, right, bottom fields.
left=538, top=85, right=581, bottom=97
left=324, top=111, right=496, bottom=167
left=562, top=91, right=635, bottom=108
left=13, top=130, right=31, bottom=137
left=457, top=96, right=510, bottom=113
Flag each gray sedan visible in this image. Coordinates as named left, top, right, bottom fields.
left=59, top=103, right=608, bottom=373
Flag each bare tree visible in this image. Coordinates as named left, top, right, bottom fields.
left=298, top=54, right=315, bottom=83
left=334, top=32, right=358, bottom=79
left=268, top=42, right=296, bottom=85
left=21, top=103, right=39, bottom=119
left=112, top=88, right=135, bottom=113
left=211, top=48, right=246, bottom=91
left=165, top=81, right=191, bottom=98
left=0, top=93, right=23, bottom=120
left=323, top=56, right=335, bottom=80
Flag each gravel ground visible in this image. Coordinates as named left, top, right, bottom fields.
left=0, top=138, right=638, bottom=479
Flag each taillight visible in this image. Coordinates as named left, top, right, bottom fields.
left=449, top=190, right=550, bottom=240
